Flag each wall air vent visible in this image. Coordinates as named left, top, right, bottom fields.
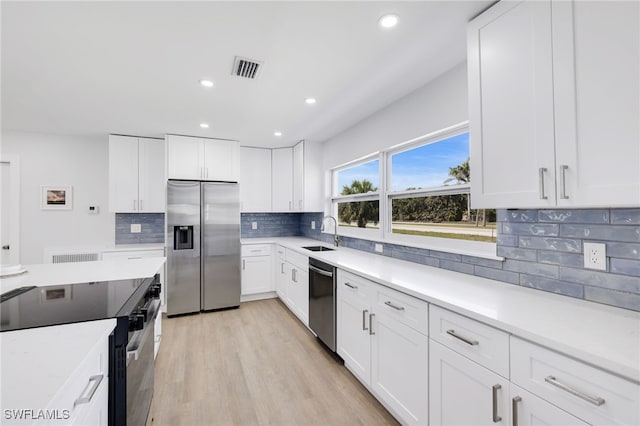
left=232, top=56, right=263, bottom=80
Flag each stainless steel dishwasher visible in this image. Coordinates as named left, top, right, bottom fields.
left=308, top=258, right=337, bottom=352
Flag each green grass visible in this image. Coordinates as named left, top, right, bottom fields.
left=392, top=228, right=497, bottom=242
left=392, top=221, right=497, bottom=230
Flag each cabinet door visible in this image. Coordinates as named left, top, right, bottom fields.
left=138, top=138, right=165, bottom=212
left=468, top=0, right=556, bottom=208
left=336, top=280, right=371, bottom=386
left=371, top=310, right=428, bottom=426
left=241, top=256, right=273, bottom=295
left=552, top=1, right=640, bottom=206
left=240, top=147, right=272, bottom=212
left=510, top=384, right=588, bottom=426
left=202, top=139, right=240, bottom=182
left=274, top=247, right=287, bottom=299
left=430, top=340, right=510, bottom=426
left=287, top=266, right=308, bottom=325
left=71, top=373, right=109, bottom=426
left=108, top=135, right=139, bottom=213
left=271, top=148, right=293, bottom=212
left=167, top=135, right=202, bottom=180
left=293, top=141, right=304, bottom=211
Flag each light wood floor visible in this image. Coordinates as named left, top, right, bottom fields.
left=147, top=298, right=399, bottom=426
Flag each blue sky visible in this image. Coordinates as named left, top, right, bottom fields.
left=337, top=133, right=469, bottom=192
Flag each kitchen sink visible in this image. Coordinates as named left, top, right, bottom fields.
left=302, top=246, right=335, bottom=252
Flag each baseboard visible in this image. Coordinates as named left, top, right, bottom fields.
left=240, top=291, right=278, bottom=303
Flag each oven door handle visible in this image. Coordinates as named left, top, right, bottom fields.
left=309, top=265, right=333, bottom=277
left=126, top=300, right=159, bottom=365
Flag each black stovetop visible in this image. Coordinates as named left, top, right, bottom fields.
left=0, top=277, right=153, bottom=332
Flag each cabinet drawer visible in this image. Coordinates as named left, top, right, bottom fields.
left=511, top=337, right=639, bottom=426
left=274, top=245, right=286, bottom=260
left=337, top=269, right=373, bottom=302
left=375, top=285, right=428, bottom=336
left=429, top=305, right=509, bottom=378
left=286, top=249, right=308, bottom=270
left=241, top=244, right=272, bottom=256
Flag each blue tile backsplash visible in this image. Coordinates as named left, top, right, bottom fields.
left=115, top=213, right=165, bottom=244
left=241, top=213, right=302, bottom=238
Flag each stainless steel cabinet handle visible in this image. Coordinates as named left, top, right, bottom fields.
left=206, top=167, right=209, bottom=179
left=299, top=200, right=302, bottom=209
left=512, top=396, right=521, bottom=426
left=560, top=165, right=569, bottom=199
left=289, top=201, right=292, bottom=211
left=140, top=200, right=143, bottom=211
left=344, top=282, right=357, bottom=289
left=538, top=167, right=548, bottom=200
left=369, top=313, right=375, bottom=335
left=155, top=335, right=161, bottom=343
left=544, top=375, right=605, bottom=406
left=492, top=384, right=502, bottom=423
left=362, top=309, right=368, bottom=331
left=292, top=269, right=297, bottom=283
left=242, top=259, right=246, bottom=270
left=446, top=329, right=479, bottom=346
left=133, top=200, right=137, bottom=211
left=281, top=262, right=285, bottom=274
left=74, top=374, right=104, bottom=407
left=384, top=301, right=405, bottom=311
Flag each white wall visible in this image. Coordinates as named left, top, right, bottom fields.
left=1, top=131, right=114, bottom=263
left=322, top=62, right=468, bottom=170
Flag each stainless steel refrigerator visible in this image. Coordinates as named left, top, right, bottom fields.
left=166, top=180, right=240, bottom=316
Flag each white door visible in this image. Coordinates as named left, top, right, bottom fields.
left=552, top=0, right=640, bottom=206
left=241, top=256, right=273, bottom=295
left=271, top=148, right=293, bottom=212
left=510, top=384, right=588, bottom=426
left=138, top=138, right=165, bottom=212
left=468, top=0, right=556, bottom=208
left=292, top=141, right=304, bottom=211
left=430, top=340, right=510, bottom=426
left=108, top=135, right=139, bottom=212
left=1, top=158, right=19, bottom=266
left=371, top=310, right=428, bottom=426
left=167, top=135, right=202, bottom=180
left=336, top=283, right=371, bottom=385
left=202, top=139, right=240, bottom=182
left=240, top=147, right=272, bottom=212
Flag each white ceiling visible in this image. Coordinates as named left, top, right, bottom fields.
left=1, top=1, right=492, bottom=148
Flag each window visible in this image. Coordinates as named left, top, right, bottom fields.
left=332, top=158, right=380, bottom=232
left=329, top=122, right=497, bottom=256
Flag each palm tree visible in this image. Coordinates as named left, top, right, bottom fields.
left=339, top=180, right=378, bottom=228
left=444, top=159, right=471, bottom=221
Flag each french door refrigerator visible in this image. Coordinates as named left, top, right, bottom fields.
left=167, top=180, right=240, bottom=316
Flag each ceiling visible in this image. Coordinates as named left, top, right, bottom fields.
left=1, top=1, right=492, bottom=148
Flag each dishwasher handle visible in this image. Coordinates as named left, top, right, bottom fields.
left=309, top=265, right=333, bottom=278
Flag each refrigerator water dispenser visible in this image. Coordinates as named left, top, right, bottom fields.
left=174, top=226, right=194, bottom=250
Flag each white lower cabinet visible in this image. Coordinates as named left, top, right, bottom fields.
left=274, top=246, right=287, bottom=300
left=241, top=244, right=273, bottom=297
left=275, top=248, right=309, bottom=325
left=430, top=340, right=510, bottom=426
left=510, top=384, right=588, bottom=426
left=336, top=269, right=428, bottom=426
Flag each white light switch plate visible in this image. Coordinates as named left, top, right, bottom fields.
left=251, top=221, right=258, bottom=230
left=311, top=221, right=316, bottom=230
left=130, top=224, right=142, bottom=233
left=583, top=242, right=606, bottom=271
left=375, top=243, right=383, bottom=253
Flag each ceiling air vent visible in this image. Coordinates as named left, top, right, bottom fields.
left=232, top=56, right=263, bottom=80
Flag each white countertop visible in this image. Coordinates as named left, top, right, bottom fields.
left=243, top=237, right=640, bottom=383
left=0, top=258, right=166, bottom=294
left=0, top=319, right=117, bottom=422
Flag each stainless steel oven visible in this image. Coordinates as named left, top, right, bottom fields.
left=308, top=258, right=337, bottom=352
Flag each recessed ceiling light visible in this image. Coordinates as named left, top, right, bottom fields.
left=379, top=14, right=399, bottom=29
left=200, top=123, right=209, bottom=129
left=199, top=79, right=214, bottom=88
left=305, top=97, right=317, bottom=105
left=274, top=131, right=283, bottom=137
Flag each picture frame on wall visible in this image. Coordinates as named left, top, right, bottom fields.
left=40, top=185, right=73, bottom=210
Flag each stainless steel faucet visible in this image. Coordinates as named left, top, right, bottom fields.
left=321, top=215, right=340, bottom=247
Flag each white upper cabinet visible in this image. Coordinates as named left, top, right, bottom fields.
left=240, top=147, right=272, bottom=212
left=272, top=147, right=294, bottom=212
left=166, top=134, right=239, bottom=182
left=468, top=0, right=639, bottom=208
left=293, top=141, right=304, bottom=211
left=108, top=135, right=165, bottom=213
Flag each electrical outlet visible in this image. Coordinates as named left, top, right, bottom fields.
left=130, top=224, right=142, bottom=233
left=311, top=221, right=316, bottom=230
left=583, top=242, right=606, bottom=271
left=251, top=221, right=258, bottom=230
left=375, top=243, right=383, bottom=253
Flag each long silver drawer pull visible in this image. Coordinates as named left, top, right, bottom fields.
left=544, top=376, right=605, bottom=406
left=492, top=384, right=502, bottom=423
left=538, top=167, right=548, bottom=200
left=560, top=165, right=569, bottom=199
left=362, top=309, right=368, bottom=331
left=74, top=374, right=104, bottom=407
left=281, top=262, right=285, bottom=274
left=344, top=282, right=357, bottom=289
left=446, top=329, right=479, bottom=346
left=384, top=301, right=405, bottom=311
left=512, top=396, right=521, bottom=426
left=309, top=265, right=333, bottom=277
left=369, top=313, right=375, bottom=335
left=292, top=269, right=297, bottom=283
